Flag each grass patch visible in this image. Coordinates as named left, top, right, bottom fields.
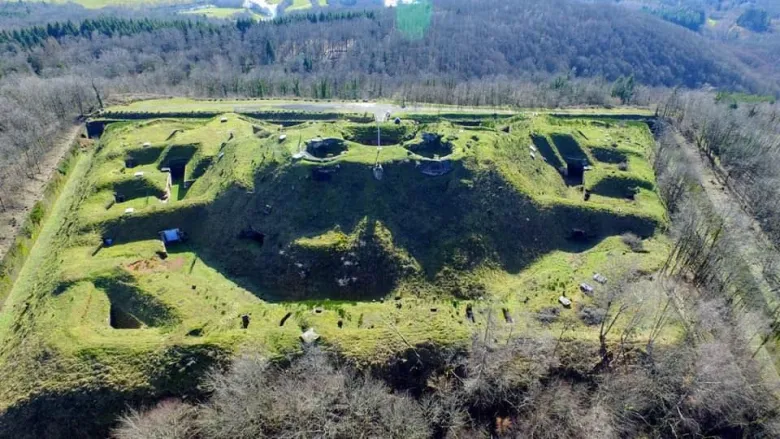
left=287, top=0, right=313, bottom=12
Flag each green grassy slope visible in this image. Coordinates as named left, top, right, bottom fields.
left=0, top=109, right=675, bottom=436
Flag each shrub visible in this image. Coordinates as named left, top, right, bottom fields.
left=621, top=232, right=644, bottom=252
left=113, top=400, right=197, bottom=439
left=197, top=348, right=430, bottom=439
left=29, top=201, right=45, bottom=225
left=577, top=305, right=606, bottom=326
left=536, top=306, right=560, bottom=324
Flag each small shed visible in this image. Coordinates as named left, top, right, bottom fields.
left=160, top=228, right=184, bottom=244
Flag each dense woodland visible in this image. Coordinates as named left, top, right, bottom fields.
left=1, top=0, right=768, bottom=91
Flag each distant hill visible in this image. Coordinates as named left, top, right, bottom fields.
left=0, top=0, right=775, bottom=93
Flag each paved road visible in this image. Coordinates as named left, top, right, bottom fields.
left=279, top=103, right=402, bottom=121
left=276, top=102, right=514, bottom=121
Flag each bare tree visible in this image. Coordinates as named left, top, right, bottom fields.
left=197, top=348, right=430, bottom=439
left=113, top=400, right=197, bottom=439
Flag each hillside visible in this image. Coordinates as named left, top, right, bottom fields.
left=0, top=105, right=675, bottom=437
left=0, top=0, right=774, bottom=93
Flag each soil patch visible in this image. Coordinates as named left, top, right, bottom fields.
left=126, top=256, right=185, bottom=274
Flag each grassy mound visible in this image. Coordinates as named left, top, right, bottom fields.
left=76, top=114, right=665, bottom=304
left=0, top=109, right=675, bottom=436
left=282, top=219, right=421, bottom=300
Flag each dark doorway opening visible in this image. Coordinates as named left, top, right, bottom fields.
left=564, top=158, right=587, bottom=186
left=307, top=139, right=347, bottom=158
left=168, top=161, right=187, bottom=181
left=110, top=305, right=142, bottom=329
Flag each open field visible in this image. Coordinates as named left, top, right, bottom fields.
left=287, top=0, right=314, bottom=12
left=180, top=6, right=265, bottom=20
left=10, top=0, right=331, bottom=14
left=14, top=0, right=197, bottom=9
left=105, top=98, right=654, bottom=116
left=0, top=104, right=677, bottom=433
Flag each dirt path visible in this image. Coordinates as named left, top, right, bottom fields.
left=0, top=124, right=83, bottom=262
left=676, top=130, right=780, bottom=389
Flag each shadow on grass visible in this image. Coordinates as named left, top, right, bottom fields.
left=90, top=160, right=659, bottom=302
left=531, top=134, right=563, bottom=169
left=0, top=344, right=229, bottom=439
left=92, top=270, right=179, bottom=328
left=551, top=133, right=590, bottom=164
left=590, top=176, right=654, bottom=199
left=590, top=147, right=628, bottom=164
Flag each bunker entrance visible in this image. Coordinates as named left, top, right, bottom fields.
left=167, top=160, right=187, bottom=181
left=160, top=144, right=197, bottom=182
left=552, top=134, right=590, bottom=186
left=565, top=158, right=586, bottom=186
left=110, top=305, right=142, bottom=329
left=306, top=138, right=347, bottom=159
left=406, top=138, right=453, bottom=159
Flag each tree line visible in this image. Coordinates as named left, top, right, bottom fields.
left=1, top=0, right=771, bottom=90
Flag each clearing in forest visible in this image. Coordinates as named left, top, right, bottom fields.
left=0, top=102, right=676, bottom=424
